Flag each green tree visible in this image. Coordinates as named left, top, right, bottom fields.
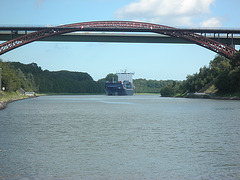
left=10, top=62, right=103, bottom=94
left=160, top=86, right=175, bottom=97
left=214, top=51, right=240, bottom=94
left=215, top=72, right=232, bottom=93
left=230, top=51, right=240, bottom=68
left=105, top=73, right=118, bottom=82
left=0, top=61, right=21, bottom=92
left=228, top=67, right=240, bottom=92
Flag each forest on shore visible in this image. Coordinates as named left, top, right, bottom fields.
left=0, top=60, right=182, bottom=94
left=0, top=61, right=103, bottom=94
left=160, top=51, right=240, bottom=97
left=0, top=51, right=240, bottom=96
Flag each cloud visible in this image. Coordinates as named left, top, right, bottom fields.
left=199, top=17, right=222, bottom=27
left=114, top=0, right=219, bottom=27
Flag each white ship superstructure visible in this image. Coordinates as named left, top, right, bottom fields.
left=116, top=72, right=134, bottom=84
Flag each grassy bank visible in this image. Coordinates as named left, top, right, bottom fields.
left=36, top=92, right=106, bottom=96
left=0, top=91, right=30, bottom=101
left=0, top=91, right=33, bottom=110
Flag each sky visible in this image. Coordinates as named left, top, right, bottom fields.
left=1, top=0, right=240, bottom=81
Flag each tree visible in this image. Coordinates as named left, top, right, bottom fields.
left=228, top=67, right=240, bottom=92
left=230, top=51, right=240, bottom=69
left=9, top=61, right=103, bottom=94
left=105, top=73, right=118, bottom=82
left=0, top=62, right=18, bottom=91
left=160, top=86, right=175, bottom=97
left=215, top=72, right=232, bottom=93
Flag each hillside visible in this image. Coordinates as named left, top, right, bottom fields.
left=178, top=51, right=240, bottom=97
left=0, top=61, right=104, bottom=94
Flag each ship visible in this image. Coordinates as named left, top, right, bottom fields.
left=105, top=72, right=135, bottom=96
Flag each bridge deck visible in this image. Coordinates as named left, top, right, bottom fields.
left=1, top=26, right=240, bottom=34
left=0, top=32, right=240, bottom=45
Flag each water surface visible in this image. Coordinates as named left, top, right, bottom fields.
left=0, top=95, right=240, bottom=179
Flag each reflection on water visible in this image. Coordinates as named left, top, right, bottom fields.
left=0, top=95, right=240, bottom=179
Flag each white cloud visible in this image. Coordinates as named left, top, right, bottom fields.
left=199, top=17, right=222, bottom=27
left=114, top=0, right=219, bottom=27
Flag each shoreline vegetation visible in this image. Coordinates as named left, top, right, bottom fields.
left=1, top=51, right=240, bottom=110
left=0, top=91, right=37, bottom=110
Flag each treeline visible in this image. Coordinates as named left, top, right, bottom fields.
left=1, top=51, right=239, bottom=96
left=0, top=60, right=37, bottom=92
left=0, top=60, right=104, bottom=94
left=133, top=79, right=182, bottom=94
left=160, top=51, right=240, bottom=97
left=215, top=52, right=240, bottom=94
left=180, top=55, right=232, bottom=93
left=0, top=60, right=183, bottom=94
left=181, top=51, right=240, bottom=95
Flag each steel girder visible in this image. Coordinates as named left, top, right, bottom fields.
left=0, top=21, right=237, bottom=58
left=153, top=29, right=237, bottom=58
left=0, top=28, right=73, bottom=55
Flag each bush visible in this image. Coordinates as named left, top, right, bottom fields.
left=160, top=86, right=175, bottom=97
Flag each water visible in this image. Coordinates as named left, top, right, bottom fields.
left=0, top=95, right=240, bottom=180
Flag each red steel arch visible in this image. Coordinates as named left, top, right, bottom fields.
left=0, top=21, right=237, bottom=58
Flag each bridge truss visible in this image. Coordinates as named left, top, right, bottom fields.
left=0, top=21, right=238, bottom=58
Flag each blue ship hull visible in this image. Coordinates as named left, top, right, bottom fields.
left=105, top=82, right=135, bottom=96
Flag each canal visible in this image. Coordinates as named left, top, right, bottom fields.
left=0, top=95, right=240, bottom=179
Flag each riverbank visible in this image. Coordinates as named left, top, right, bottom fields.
left=0, top=101, right=7, bottom=110
left=183, top=92, right=240, bottom=100
left=38, top=92, right=106, bottom=96
left=212, top=96, right=240, bottom=100
left=0, top=92, right=37, bottom=110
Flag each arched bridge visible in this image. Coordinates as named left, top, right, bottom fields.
left=0, top=21, right=238, bottom=58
